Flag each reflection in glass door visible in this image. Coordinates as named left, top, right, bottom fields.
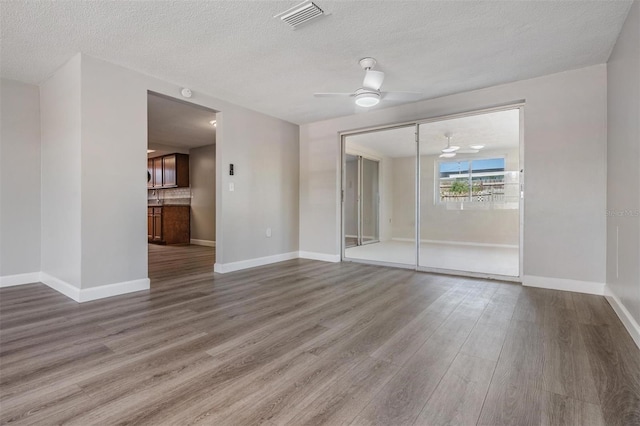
left=344, top=155, right=380, bottom=248
left=342, top=108, right=521, bottom=278
left=343, top=125, right=416, bottom=267
left=360, top=158, right=379, bottom=244
left=418, top=108, right=521, bottom=277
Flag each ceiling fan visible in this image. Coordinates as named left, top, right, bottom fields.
left=439, top=133, right=485, bottom=158
left=314, top=57, right=422, bottom=108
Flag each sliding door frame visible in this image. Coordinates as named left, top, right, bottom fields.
left=340, top=102, right=525, bottom=282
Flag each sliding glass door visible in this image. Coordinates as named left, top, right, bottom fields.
left=342, top=107, right=521, bottom=279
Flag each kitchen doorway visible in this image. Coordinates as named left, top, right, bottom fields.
left=146, top=91, right=217, bottom=287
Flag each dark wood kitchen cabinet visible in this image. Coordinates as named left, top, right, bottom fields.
left=147, top=154, right=189, bottom=188
left=153, top=158, right=163, bottom=188
left=162, top=154, right=189, bottom=187
left=147, top=206, right=190, bottom=245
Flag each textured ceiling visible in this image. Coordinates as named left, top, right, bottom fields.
left=0, top=1, right=632, bottom=124
left=347, top=108, right=519, bottom=158
left=147, top=92, right=217, bottom=149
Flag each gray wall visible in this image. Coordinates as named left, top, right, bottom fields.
left=607, top=0, right=640, bottom=324
left=40, top=54, right=82, bottom=288
left=300, top=64, right=608, bottom=286
left=80, top=54, right=149, bottom=289
left=0, top=79, right=41, bottom=277
left=190, top=144, right=216, bottom=242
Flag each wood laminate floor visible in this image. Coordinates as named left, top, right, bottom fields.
left=1, top=244, right=639, bottom=425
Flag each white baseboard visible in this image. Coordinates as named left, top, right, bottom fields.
left=40, top=272, right=81, bottom=301
left=79, top=278, right=150, bottom=303
left=40, top=272, right=150, bottom=303
left=0, top=272, right=41, bottom=287
left=214, top=251, right=299, bottom=274
left=391, top=238, right=518, bottom=249
left=522, top=275, right=605, bottom=295
left=190, top=239, right=216, bottom=247
left=605, top=285, right=640, bottom=349
left=298, top=251, right=341, bottom=263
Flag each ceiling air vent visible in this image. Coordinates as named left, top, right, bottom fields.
left=275, top=1, right=325, bottom=29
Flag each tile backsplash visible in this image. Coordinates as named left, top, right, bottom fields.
left=148, top=187, right=191, bottom=205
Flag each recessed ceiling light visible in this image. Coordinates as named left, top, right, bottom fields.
left=147, top=149, right=155, bottom=153
left=470, top=144, right=485, bottom=149
left=209, top=120, right=217, bottom=127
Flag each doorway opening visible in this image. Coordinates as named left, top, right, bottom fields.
left=342, top=107, right=523, bottom=280
left=146, top=91, right=217, bottom=286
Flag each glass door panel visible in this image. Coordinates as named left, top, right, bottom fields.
left=344, top=154, right=359, bottom=248
left=360, top=158, right=379, bottom=244
left=418, top=108, right=521, bottom=277
left=343, top=125, right=416, bottom=267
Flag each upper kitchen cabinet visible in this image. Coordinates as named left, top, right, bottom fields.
left=148, top=153, right=189, bottom=188
left=163, top=154, right=189, bottom=188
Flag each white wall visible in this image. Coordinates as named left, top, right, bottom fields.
left=300, top=64, right=608, bottom=286
left=190, top=144, right=216, bottom=242
left=607, top=0, right=640, bottom=326
left=0, top=79, right=41, bottom=278
left=40, top=54, right=82, bottom=289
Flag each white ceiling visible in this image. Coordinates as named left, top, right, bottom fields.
left=147, top=92, right=216, bottom=150
left=346, top=108, right=519, bottom=158
left=0, top=1, right=632, bottom=124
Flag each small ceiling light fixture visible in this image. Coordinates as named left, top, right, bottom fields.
left=209, top=120, right=217, bottom=127
left=147, top=149, right=156, bottom=153
left=441, top=133, right=460, bottom=153
left=354, top=89, right=380, bottom=108
left=470, top=144, right=485, bottom=150
left=181, top=88, right=192, bottom=98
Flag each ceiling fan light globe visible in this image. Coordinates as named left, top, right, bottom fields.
left=441, top=146, right=460, bottom=153
left=355, top=92, right=380, bottom=107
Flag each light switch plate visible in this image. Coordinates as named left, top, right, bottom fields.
left=229, top=182, right=234, bottom=191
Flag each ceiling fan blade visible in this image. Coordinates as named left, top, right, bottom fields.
left=314, top=92, right=354, bottom=97
left=363, top=70, right=385, bottom=90
left=457, top=149, right=480, bottom=154
left=382, top=91, right=423, bottom=101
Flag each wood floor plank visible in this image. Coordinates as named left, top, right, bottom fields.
left=353, top=314, right=478, bottom=425
left=580, top=323, right=640, bottom=426
left=285, top=357, right=399, bottom=426
left=541, top=391, right=605, bottom=426
left=1, top=245, right=639, bottom=425
left=414, top=353, right=495, bottom=426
